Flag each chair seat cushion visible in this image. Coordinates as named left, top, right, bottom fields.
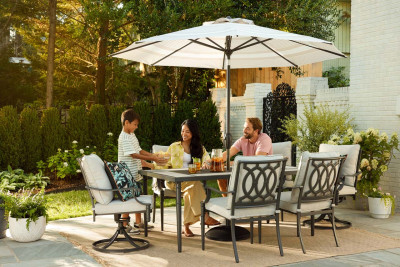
left=339, top=185, right=357, bottom=196
left=279, top=191, right=332, bottom=213
left=205, top=197, right=276, bottom=219
left=95, top=195, right=153, bottom=215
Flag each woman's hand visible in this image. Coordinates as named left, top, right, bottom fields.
left=153, top=154, right=168, bottom=165
left=202, top=159, right=211, bottom=169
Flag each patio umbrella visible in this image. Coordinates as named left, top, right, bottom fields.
left=111, top=17, right=345, bottom=169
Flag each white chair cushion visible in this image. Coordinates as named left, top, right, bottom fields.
left=319, top=144, right=360, bottom=186
left=206, top=197, right=276, bottom=219
left=339, top=185, right=357, bottom=196
left=151, top=144, right=170, bottom=192
left=292, top=151, right=341, bottom=201
left=272, top=141, right=292, bottom=166
left=227, top=155, right=284, bottom=209
left=152, top=145, right=169, bottom=153
left=279, top=192, right=331, bottom=213
left=95, top=195, right=153, bottom=215
left=80, top=154, right=113, bottom=205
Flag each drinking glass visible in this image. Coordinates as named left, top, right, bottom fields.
left=192, top=157, right=201, bottom=171
left=188, top=164, right=197, bottom=174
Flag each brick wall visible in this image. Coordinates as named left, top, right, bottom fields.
left=350, top=0, right=400, bottom=212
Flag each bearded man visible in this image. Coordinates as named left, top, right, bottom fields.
left=218, top=117, right=273, bottom=195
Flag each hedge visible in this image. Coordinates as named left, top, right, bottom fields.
left=41, top=107, right=66, bottom=160
left=88, top=104, right=108, bottom=149
left=153, top=103, right=174, bottom=146
left=172, top=100, right=194, bottom=141
left=108, top=105, right=126, bottom=138
left=133, top=101, right=152, bottom=151
left=20, top=107, right=41, bottom=171
left=67, top=105, right=90, bottom=145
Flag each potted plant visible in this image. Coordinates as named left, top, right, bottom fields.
left=366, top=187, right=395, bottom=218
left=329, top=128, right=399, bottom=217
left=1, top=189, right=47, bottom=242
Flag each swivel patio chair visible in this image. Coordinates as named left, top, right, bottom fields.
left=78, top=154, right=153, bottom=253
left=201, top=155, right=287, bottom=263
left=279, top=151, right=344, bottom=254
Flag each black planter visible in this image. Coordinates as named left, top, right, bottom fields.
left=0, top=198, right=8, bottom=239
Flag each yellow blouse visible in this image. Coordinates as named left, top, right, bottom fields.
left=155, top=141, right=210, bottom=169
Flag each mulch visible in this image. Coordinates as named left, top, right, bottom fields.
left=44, top=174, right=86, bottom=194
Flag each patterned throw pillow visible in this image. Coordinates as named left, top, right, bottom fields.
left=104, top=161, right=141, bottom=201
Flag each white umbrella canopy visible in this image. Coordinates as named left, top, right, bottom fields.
left=112, top=17, right=345, bottom=168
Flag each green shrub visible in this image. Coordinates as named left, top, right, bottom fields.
left=322, top=66, right=350, bottom=88
left=153, top=103, right=174, bottom=146
left=0, top=166, right=49, bottom=191
left=20, top=107, right=41, bottom=171
left=133, top=101, right=153, bottom=151
left=280, top=104, right=353, bottom=152
left=102, top=133, right=118, bottom=162
left=88, top=104, right=108, bottom=150
left=41, top=107, right=66, bottom=160
left=108, top=105, right=126, bottom=138
left=67, top=105, right=90, bottom=145
left=196, top=99, right=223, bottom=151
left=172, top=100, right=194, bottom=141
left=0, top=106, right=24, bottom=168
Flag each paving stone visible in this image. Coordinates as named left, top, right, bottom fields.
left=13, top=242, right=86, bottom=261
left=2, top=255, right=100, bottom=267
left=0, top=256, right=18, bottom=264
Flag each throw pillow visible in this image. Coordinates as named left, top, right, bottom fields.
left=104, top=161, right=141, bottom=201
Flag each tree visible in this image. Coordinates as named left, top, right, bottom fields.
left=46, top=0, right=57, bottom=108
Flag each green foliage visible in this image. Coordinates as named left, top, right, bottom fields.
left=102, top=133, right=118, bottom=162
left=172, top=100, right=194, bottom=141
left=67, top=105, right=90, bottom=145
left=329, top=129, right=399, bottom=201
left=88, top=104, right=108, bottom=149
left=20, top=107, right=42, bottom=171
left=153, top=103, right=174, bottom=146
left=0, top=106, right=24, bottom=169
left=323, top=66, right=350, bottom=88
left=45, top=190, right=92, bottom=221
left=108, top=105, right=126, bottom=138
left=280, top=104, right=353, bottom=152
left=1, top=189, right=47, bottom=230
left=196, top=100, right=223, bottom=151
left=0, top=166, right=49, bottom=191
left=133, top=101, right=153, bottom=151
left=41, top=108, right=66, bottom=160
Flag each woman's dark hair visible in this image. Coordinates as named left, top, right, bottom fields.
left=180, top=119, right=203, bottom=161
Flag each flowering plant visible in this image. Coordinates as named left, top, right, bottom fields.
left=364, top=187, right=395, bottom=212
left=329, top=128, right=399, bottom=203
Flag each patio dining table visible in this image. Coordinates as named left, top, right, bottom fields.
left=139, top=166, right=298, bottom=252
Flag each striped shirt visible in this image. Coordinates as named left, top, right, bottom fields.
left=118, top=131, right=142, bottom=181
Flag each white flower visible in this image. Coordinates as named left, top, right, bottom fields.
left=380, top=165, right=388, bottom=172
left=72, top=140, right=78, bottom=144
left=80, top=149, right=84, bottom=154
left=63, top=162, right=68, bottom=167
left=353, top=133, right=362, bottom=144
left=94, top=146, right=97, bottom=149
left=367, top=128, right=379, bottom=137
left=347, top=128, right=354, bottom=136
left=385, top=192, right=390, bottom=196
left=380, top=132, right=388, bottom=142
left=372, top=187, right=377, bottom=192
left=65, top=150, right=69, bottom=153
left=360, top=158, right=369, bottom=168
left=327, top=140, right=337, bottom=145
left=58, top=148, right=61, bottom=152
left=76, top=169, right=81, bottom=173
left=86, top=146, right=90, bottom=148
left=367, top=166, right=371, bottom=171
left=107, top=132, right=113, bottom=136
left=331, top=134, right=340, bottom=141
left=371, top=159, right=378, bottom=169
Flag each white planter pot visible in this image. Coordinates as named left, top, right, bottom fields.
left=9, top=216, right=46, bottom=242
left=368, top=197, right=391, bottom=219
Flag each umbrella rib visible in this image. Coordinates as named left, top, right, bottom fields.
left=231, top=37, right=272, bottom=52
left=188, top=39, right=225, bottom=52
left=255, top=37, right=298, bottom=67
left=151, top=40, right=197, bottom=66
left=206, top=37, right=224, bottom=50
left=290, top=40, right=346, bottom=58
left=109, top=41, right=161, bottom=57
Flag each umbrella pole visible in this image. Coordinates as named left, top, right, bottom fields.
left=226, top=59, right=231, bottom=171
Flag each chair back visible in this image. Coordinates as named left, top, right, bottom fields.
left=152, top=145, right=169, bottom=153
left=272, top=141, right=292, bottom=166
left=151, top=145, right=170, bottom=193
left=227, top=155, right=287, bottom=214
left=319, top=144, right=361, bottom=187
left=292, top=151, right=342, bottom=203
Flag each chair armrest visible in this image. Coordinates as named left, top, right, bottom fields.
left=85, top=186, right=140, bottom=192
left=203, top=185, right=234, bottom=203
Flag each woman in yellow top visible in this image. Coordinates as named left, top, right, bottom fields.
left=151, top=119, right=220, bottom=237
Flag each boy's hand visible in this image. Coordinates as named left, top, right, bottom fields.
left=153, top=154, right=169, bottom=165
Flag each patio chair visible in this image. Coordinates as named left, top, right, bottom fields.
left=279, top=151, right=343, bottom=254
left=78, top=154, right=153, bottom=253
left=201, top=155, right=287, bottom=263
left=150, top=144, right=180, bottom=231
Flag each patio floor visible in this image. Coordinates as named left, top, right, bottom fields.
left=1, top=206, right=400, bottom=266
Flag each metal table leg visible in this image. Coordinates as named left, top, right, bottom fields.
left=176, top=182, right=182, bottom=252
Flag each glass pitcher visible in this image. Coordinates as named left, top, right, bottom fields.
left=211, top=149, right=224, bottom=172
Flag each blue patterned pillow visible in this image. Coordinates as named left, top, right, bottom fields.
left=104, top=161, right=141, bottom=201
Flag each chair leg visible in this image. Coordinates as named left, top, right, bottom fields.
left=161, top=191, right=165, bottom=231
left=201, top=202, right=205, bottom=250
left=275, top=214, right=284, bottom=256
left=258, top=219, right=262, bottom=244
left=152, top=193, right=156, bottom=223
left=231, top=220, right=239, bottom=263
left=311, top=215, right=315, bottom=236
left=250, top=220, right=254, bottom=244
left=297, top=213, right=306, bottom=254
left=281, top=211, right=284, bottom=221
left=330, top=212, right=339, bottom=247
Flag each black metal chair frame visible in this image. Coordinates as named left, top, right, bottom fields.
left=201, top=158, right=287, bottom=263
left=281, top=156, right=344, bottom=254
left=79, top=158, right=151, bottom=253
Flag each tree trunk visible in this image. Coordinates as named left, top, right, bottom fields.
left=95, top=19, right=109, bottom=105
left=46, top=0, right=56, bottom=108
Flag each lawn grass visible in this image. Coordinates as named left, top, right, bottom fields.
left=45, top=180, right=222, bottom=221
